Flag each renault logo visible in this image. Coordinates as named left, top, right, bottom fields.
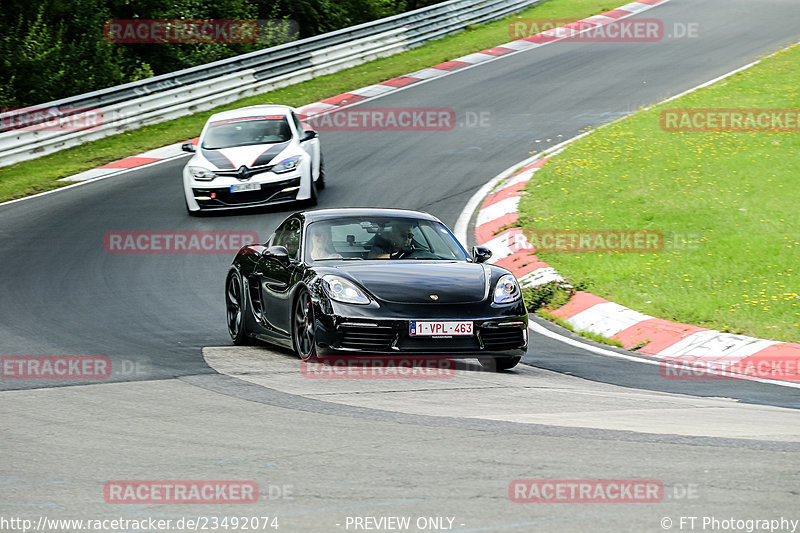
left=236, top=166, right=251, bottom=181
left=429, top=294, right=439, bottom=300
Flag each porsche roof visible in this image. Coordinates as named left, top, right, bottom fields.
left=296, top=208, right=440, bottom=223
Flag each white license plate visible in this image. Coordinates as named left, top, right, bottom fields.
left=409, top=321, right=473, bottom=336
left=230, top=183, right=260, bottom=193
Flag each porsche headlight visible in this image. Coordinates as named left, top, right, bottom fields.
left=189, top=166, right=216, bottom=181
left=494, top=274, right=521, bottom=304
left=322, top=275, right=370, bottom=305
left=272, top=155, right=302, bottom=174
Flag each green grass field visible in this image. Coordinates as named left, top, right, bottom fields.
left=0, top=0, right=619, bottom=203
left=517, top=44, right=800, bottom=342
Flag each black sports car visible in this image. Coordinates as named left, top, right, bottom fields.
left=225, top=208, right=528, bottom=370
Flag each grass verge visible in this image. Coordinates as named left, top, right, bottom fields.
left=0, top=0, right=621, bottom=203
left=517, top=44, right=800, bottom=342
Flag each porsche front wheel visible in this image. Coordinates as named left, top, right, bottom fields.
left=292, top=290, right=317, bottom=361
left=226, top=272, right=250, bottom=345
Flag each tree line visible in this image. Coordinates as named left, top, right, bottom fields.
left=1, top=0, right=441, bottom=108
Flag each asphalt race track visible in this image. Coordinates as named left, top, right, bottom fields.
left=2, top=0, right=800, bottom=531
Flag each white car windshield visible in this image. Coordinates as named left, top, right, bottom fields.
left=202, top=116, right=292, bottom=149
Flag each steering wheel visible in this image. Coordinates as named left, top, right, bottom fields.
left=390, top=246, right=414, bottom=259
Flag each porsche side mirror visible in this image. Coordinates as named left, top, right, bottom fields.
left=181, top=142, right=196, bottom=153
left=301, top=130, right=317, bottom=142
left=241, top=244, right=266, bottom=257
left=265, top=245, right=290, bottom=265
left=473, top=246, right=492, bottom=264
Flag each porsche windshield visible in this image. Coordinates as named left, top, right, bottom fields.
left=305, top=218, right=470, bottom=262
left=202, top=116, right=292, bottom=149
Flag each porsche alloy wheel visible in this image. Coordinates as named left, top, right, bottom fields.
left=226, top=272, right=250, bottom=345
left=293, top=290, right=317, bottom=361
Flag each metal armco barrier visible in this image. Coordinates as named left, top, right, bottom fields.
left=0, top=0, right=541, bottom=167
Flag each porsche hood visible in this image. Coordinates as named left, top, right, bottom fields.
left=335, top=262, right=488, bottom=304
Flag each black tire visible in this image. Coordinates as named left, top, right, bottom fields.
left=478, top=356, right=521, bottom=372
left=316, top=153, right=325, bottom=190
left=226, top=272, right=251, bottom=345
left=292, top=290, right=317, bottom=361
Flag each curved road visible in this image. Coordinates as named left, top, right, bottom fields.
left=2, top=0, right=800, bottom=531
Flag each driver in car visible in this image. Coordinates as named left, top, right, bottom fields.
left=309, top=225, right=342, bottom=260
left=368, top=223, right=416, bottom=259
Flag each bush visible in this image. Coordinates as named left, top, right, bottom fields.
left=522, top=276, right=593, bottom=312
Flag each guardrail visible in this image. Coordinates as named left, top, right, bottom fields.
left=0, top=0, right=541, bottom=167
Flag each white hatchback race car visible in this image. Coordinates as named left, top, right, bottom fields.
left=182, top=105, right=323, bottom=215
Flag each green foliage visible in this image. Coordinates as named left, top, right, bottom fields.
left=0, top=0, right=129, bottom=106
left=522, top=277, right=593, bottom=312
left=0, top=0, right=420, bottom=107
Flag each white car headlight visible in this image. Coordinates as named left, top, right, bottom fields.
left=322, top=275, right=370, bottom=305
left=494, top=274, right=521, bottom=304
left=273, top=155, right=302, bottom=174
left=189, top=166, right=216, bottom=181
